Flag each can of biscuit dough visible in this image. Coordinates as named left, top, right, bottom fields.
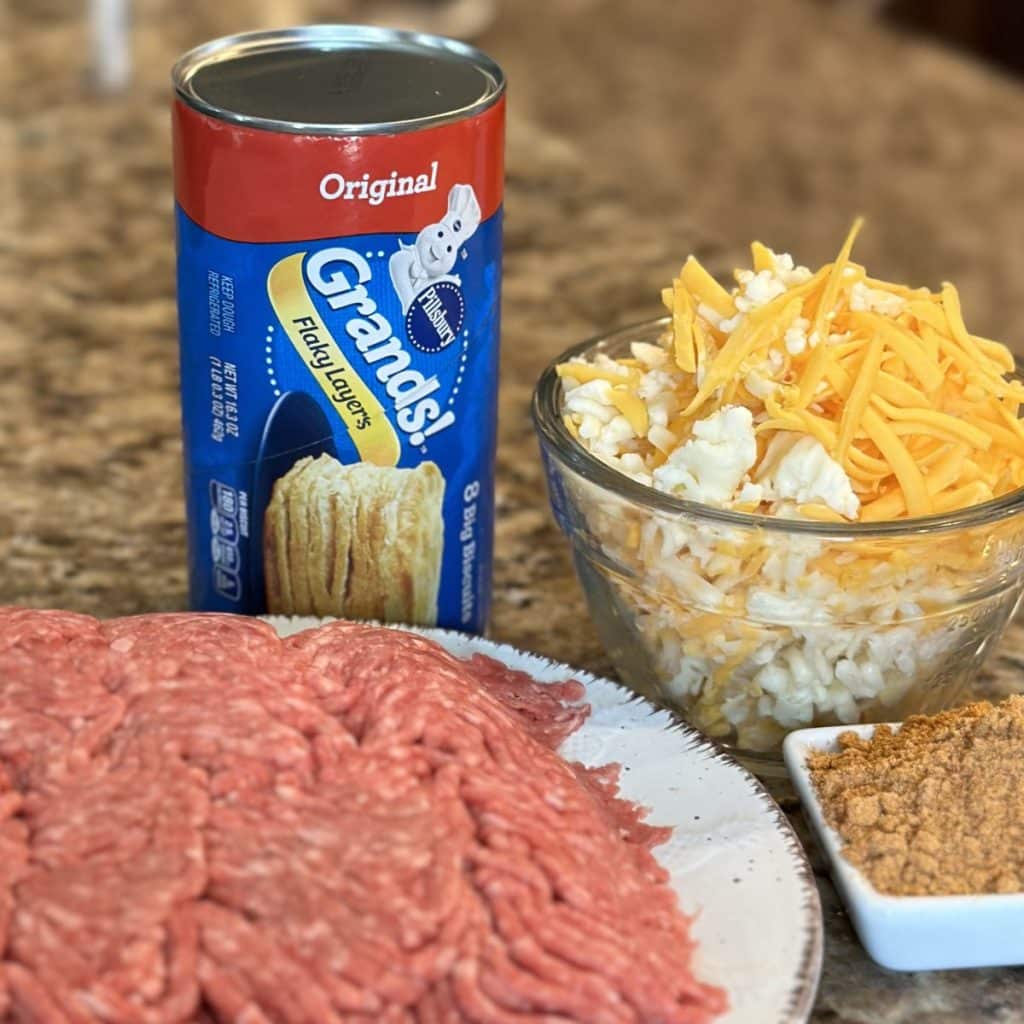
left=172, top=26, right=504, bottom=631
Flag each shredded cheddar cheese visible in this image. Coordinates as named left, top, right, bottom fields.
left=561, top=220, right=1024, bottom=523
left=680, top=255, right=735, bottom=319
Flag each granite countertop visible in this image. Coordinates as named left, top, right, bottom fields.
left=7, top=0, right=1024, bottom=1018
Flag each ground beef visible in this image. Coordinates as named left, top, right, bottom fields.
left=0, top=609, right=725, bottom=1023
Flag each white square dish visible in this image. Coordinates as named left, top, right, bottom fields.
left=784, top=723, right=1024, bottom=972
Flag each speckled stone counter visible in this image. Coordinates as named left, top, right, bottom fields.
left=6, top=0, right=1024, bottom=1018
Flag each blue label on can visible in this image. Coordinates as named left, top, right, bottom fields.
left=174, top=200, right=501, bottom=632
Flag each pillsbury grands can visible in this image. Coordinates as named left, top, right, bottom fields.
left=172, top=26, right=504, bottom=631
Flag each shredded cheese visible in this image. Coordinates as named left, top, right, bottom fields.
left=811, top=218, right=864, bottom=348
left=751, top=241, right=775, bottom=274
left=681, top=256, right=736, bottom=320
left=608, top=389, right=650, bottom=436
left=555, top=363, right=637, bottom=386
left=559, top=221, right=1024, bottom=523
left=836, top=334, right=884, bottom=460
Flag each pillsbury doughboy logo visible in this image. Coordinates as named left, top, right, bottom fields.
left=390, top=184, right=480, bottom=353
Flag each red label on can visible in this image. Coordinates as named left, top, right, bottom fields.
left=172, top=98, right=505, bottom=243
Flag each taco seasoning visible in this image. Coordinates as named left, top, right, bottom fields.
left=808, top=697, right=1024, bottom=896
left=171, top=27, right=505, bottom=630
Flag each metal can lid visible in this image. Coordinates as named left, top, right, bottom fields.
left=172, top=25, right=504, bottom=136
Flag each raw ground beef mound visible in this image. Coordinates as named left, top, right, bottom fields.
left=0, top=609, right=726, bottom=1023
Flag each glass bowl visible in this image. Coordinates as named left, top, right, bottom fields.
left=532, top=318, right=1024, bottom=774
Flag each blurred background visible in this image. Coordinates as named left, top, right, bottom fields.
left=824, top=0, right=1024, bottom=75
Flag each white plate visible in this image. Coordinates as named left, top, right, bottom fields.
left=268, top=618, right=823, bottom=1022
left=785, top=723, right=1024, bottom=972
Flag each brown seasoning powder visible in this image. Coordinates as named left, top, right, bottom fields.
left=807, top=696, right=1024, bottom=896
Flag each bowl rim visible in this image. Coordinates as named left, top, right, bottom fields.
left=532, top=316, right=1024, bottom=539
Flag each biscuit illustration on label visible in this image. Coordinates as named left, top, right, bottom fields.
left=264, top=454, right=445, bottom=625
